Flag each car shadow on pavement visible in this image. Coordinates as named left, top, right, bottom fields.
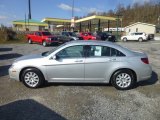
left=0, top=99, right=67, bottom=120
left=45, top=71, right=158, bottom=89
left=136, top=71, right=158, bottom=87
left=0, top=65, right=11, bottom=77
left=0, top=48, right=13, bottom=52
left=44, top=82, right=111, bottom=88
left=0, top=53, right=22, bottom=60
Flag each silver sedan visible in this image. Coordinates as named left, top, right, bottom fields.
left=9, top=41, right=152, bottom=90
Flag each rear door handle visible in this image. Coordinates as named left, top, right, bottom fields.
left=75, top=60, right=83, bottom=62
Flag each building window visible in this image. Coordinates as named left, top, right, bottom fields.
left=136, top=28, right=138, bottom=32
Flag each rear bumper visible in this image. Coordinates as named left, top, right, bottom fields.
left=137, top=65, right=152, bottom=82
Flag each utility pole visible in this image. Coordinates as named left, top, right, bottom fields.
left=72, top=0, right=74, bottom=18
left=116, top=15, right=119, bottom=41
left=158, top=16, right=160, bottom=25
left=25, top=13, right=26, bottom=30
left=71, top=0, right=75, bottom=32
left=28, top=0, right=31, bottom=19
left=116, top=14, right=122, bottom=41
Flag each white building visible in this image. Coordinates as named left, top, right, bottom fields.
left=125, top=22, right=156, bottom=35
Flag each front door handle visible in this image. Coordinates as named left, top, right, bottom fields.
left=109, top=58, right=116, bottom=61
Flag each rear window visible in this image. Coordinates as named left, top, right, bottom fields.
left=110, top=47, right=126, bottom=57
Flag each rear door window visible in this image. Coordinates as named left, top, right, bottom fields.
left=84, top=45, right=125, bottom=57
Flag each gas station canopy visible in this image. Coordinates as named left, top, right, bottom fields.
left=41, top=15, right=121, bottom=32
left=42, top=15, right=121, bottom=24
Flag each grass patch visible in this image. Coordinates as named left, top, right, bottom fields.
left=0, top=39, right=27, bottom=44
left=0, top=28, right=27, bottom=44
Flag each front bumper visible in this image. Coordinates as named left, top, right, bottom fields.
left=9, top=66, right=20, bottom=81
left=46, top=41, right=59, bottom=45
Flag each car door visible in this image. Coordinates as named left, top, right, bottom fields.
left=84, top=45, right=126, bottom=82
left=37, top=32, right=42, bottom=43
left=84, top=45, right=112, bottom=82
left=128, top=33, right=134, bottom=40
left=81, top=33, right=87, bottom=40
left=32, top=32, right=37, bottom=42
left=34, top=32, right=41, bottom=42
left=45, top=45, right=85, bottom=82
left=62, top=32, right=69, bottom=42
left=134, top=33, right=139, bottom=40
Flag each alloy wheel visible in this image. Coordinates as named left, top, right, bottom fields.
left=24, top=72, right=39, bottom=87
left=115, top=73, right=132, bottom=88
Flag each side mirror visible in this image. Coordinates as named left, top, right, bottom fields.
left=52, top=55, right=60, bottom=60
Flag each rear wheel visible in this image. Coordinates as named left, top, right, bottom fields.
left=21, top=68, right=44, bottom=88
left=28, top=39, right=32, bottom=44
left=111, top=69, right=135, bottom=90
left=42, top=41, right=47, bottom=47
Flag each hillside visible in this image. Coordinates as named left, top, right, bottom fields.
left=85, top=1, right=160, bottom=27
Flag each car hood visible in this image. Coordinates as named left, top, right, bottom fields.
left=14, top=54, right=43, bottom=62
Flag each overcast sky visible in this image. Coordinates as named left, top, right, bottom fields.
left=0, top=0, right=155, bottom=26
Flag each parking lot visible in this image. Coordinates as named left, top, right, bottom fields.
left=0, top=41, right=160, bottom=120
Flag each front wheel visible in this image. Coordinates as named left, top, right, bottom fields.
left=42, top=41, right=47, bottom=47
left=138, top=37, right=143, bottom=42
left=123, top=38, right=127, bottom=42
left=111, top=70, right=135, bottom=90
left=21, top=68, right=44, bottom=88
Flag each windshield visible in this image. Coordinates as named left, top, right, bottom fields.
left=42, top=32, right=52, bottom=36
left=88, top=33, right=93, bottom=35
left=68, top=32, right=77, bottom=37
left=41, top=43, right=66, bottom=56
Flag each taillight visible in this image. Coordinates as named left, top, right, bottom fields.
left=141, top=58, right=149, bottom=64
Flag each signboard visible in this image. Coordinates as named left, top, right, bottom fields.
left=104, top=27, right=124, bottom=32
left=71, top=17, right=75, bottom=28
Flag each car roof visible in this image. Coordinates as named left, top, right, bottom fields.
left=131, top=32, right=145, bottom=34
left=64, top=40, right=134, bottom=56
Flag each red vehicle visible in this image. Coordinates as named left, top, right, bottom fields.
left=79, top=32, right=97, bottom=40
left=27, top=31, right=59, bottom=46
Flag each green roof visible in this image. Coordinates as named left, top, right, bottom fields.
left=13, top=19, right=48, bottom=26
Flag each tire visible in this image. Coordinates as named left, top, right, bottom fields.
left=28, top=39, right=32, bottom=44
left=138, top=37, right=143, bottom=42
left=21, top=68, right=44, bottom=88
left=123, top=38, right=127, bottom=42
left=42, top=41, right=47, bottom=47
left=111, top=69, right=135, bottom=90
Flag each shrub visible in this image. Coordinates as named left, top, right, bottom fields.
left=0, top=26, right=16, bottom=41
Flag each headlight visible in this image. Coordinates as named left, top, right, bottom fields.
left=10, top=64, right=14, bottom=69
left=46, top=38, right=51, bottom=41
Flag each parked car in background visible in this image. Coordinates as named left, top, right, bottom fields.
left=79, top=32, right=97, bottom=40
left=147, top=34, right=154, bottom=40
left=57, top=31, right=83, bottom=43
left=121, top=32, right=148, bottom=42
left=9, top=40, right=152, bottom=90
left=95, top=31, right=116, bottom=42
left=26, top=31, right=59, bottom=47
